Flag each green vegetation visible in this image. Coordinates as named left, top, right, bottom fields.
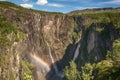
left=64, top=61, right=81, bottom=80
left=75, top=11, right=120, bottom=67
left=0, top=15, right=16, bottom=46
left=10, top=71, right=15, bottom=80
left=0, top=52, right=9, bottom=68
left=72, top=32, right=78, bottom=39
left=66, top=11, right=120, bottom=80
left=15, top=31, right=25, bottom=42
left=64, top=38, right=120, bottom=80
left=0, top=14, right=17, bottom=71
left=72, top=31, right=81, bottom=42
left=95, top=27, right=104, bottom=32
left=0, top=15, right=25, bottom=46
left=0, top=1, right=64, bottom=15
left=21, top=60, right=33, bottom=80
left=100, top=38, right=120, bottom=79
left=64, top=61, right=94, bottom=80
left=81, top=63, right=94, bottom=80
left=112, top=39, right=120, bottom=63
left=96, top=38, right=120, bottom=80
left=0, top=15, right=25, bottom=80
left=23, top=72, right=33, bottom=80
left=96, top=60, right=113, bottom=80
left=81, top=12, right=120, bottom=29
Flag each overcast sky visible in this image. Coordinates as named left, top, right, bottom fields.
left=1, top=0, right=120, bottom=13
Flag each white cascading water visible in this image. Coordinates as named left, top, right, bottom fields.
left=46, top=42, right=59, bottom=73
left=46, top=42, right=64, bottom=78
left=73, top=43, right=81, bottom=61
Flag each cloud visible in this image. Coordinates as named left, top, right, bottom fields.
left=20, top=4, right=33, bottom=8
left=47, top=3, right=64, bottom=7
left=23, top=0, right=29, bottom=2
left=37, top=0, right=48, bottom=5
left=100, top=0, right=120, bottom=4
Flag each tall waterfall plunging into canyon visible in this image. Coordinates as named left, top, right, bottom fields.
left=73, top=43, right=81, bottom=61
left=46, top=42, right=59, bottom=74
left=46, top=41, right=64, bottom=78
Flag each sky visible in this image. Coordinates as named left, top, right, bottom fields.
left=0, top=0, right=120, bottom=13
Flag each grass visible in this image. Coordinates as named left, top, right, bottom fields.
left=0, top=14, right=25, bottom=79
left=0, top=15, right=16, bottom=46
left=0, top=14, right=26, bottom=46
left=20, top=60, right=33, bottom=80
left=81, top=12, right=120, bottom=29
left=0, top=1, right=64, bottom=15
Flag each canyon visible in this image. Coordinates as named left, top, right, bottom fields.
left=0, top=2, right=120, bottom=80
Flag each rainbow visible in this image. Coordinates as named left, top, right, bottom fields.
left=30, top=52, right=50, bottom=72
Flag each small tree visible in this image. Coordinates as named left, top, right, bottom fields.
left=96, top=39, right=120, bottom=80
left=112, top=39, right=120, bottom=65
left=23, top=72, right=33, bottom=80
left=64, top=61, right=81, bottom=80
left=81, top=63, right=94, bottom=80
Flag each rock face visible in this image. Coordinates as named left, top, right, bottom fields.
left=87, top=31, right=96, bottom=54
left=0, top=2, right=120, bottom=80
left=0, top=2, right=76, bottom=80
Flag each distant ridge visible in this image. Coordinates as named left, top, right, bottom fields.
left=68, top=7, right=120, bottom=15
left=0, top=1, right=64, bottom=14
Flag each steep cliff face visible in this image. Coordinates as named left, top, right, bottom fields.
left=0, top=2, right=76, bottom=80
left=0, top=13, right=29, bottom=80
left=74, top=13, right=120, bottom=67
left=0, top=2, right=120, bottom=80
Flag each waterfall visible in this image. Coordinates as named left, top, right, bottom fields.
left=46, top=42, right=59, bottom=74
left=46, top=42, right=64, bottom=78
left=73, top=43, right=81, bottom=61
